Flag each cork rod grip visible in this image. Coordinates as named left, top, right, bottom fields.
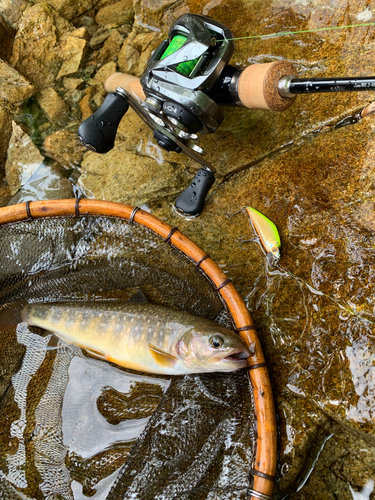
left=237, top=61, right=298, bottom=111
left=104, top=72, right=146, bottom=101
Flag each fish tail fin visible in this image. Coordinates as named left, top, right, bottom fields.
left=0, top=300, right=28, bottom=329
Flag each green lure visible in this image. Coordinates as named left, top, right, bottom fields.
left=246, top=207, right=281, bottom=259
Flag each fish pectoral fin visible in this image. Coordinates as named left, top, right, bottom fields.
left=85, top=347, right=108, bottom=361
left=148, top=344, right=178, bottom=368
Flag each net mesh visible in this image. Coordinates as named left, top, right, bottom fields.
left=0, top=215, right=256, bottom=500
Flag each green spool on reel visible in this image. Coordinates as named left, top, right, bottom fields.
left=160, top=35, right=200, bottom=76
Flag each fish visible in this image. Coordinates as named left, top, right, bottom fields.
left=21, top=301, right=250, bottom=375
left=246, top=207, right=281, bottom=259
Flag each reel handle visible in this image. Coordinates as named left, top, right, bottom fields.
left=174, top=169, right=215, bottom=217
left=78, top=91, right=129, bottom=153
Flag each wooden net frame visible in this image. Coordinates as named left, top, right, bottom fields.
left=0, top=199, right=277, bottom=500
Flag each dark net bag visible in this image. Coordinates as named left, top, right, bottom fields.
left=0, top=200, right=276, bottom=500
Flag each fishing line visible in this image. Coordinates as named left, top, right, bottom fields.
left=215, top=22, right=375, bottom=42
left=237, top=215, right=375, bottom=327
left=277, top=265, right=375, bottom=327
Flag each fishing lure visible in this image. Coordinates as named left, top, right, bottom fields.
left=246, top=207, right=281, bottom=259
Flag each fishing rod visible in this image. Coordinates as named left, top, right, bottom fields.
left=78, top=14, right=375, bottom=218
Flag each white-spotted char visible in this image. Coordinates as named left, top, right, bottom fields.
left=22, top=302, right=250, bottom=375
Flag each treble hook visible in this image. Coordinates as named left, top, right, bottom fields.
left=225, top=207, right=246, bottom=222
left=236, top=235, right=258, bottom=249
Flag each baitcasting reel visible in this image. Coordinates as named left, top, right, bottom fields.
left=79, top=14, right=236, bottom=217
left=79, top=13, right=375, bottom=217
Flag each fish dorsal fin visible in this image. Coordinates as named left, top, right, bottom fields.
left=126, top=290, right=148, bottom=303
left=148, top=343, right=178, bottom=368
left=85, top=347, right=108, bottom=361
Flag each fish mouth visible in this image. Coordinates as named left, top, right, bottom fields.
left=223, top=349, right=250, bottom=363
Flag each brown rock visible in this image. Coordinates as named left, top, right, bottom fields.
left=78, top=139, right=188, bottom=206
left=0, top=184, right=12, bottom=208
left=0, top=0, right=28, bottom=28
left=79, top=86, right=97, bottom=120
left=94, top=61, right=117, bottom=83
left=62, top=78, right=85, bottom=90
left=66, top=26, right=90, bottom=40
left=42, top=130, right=86, bottom=168
left=36, top=87, right=69, bottom=125
left=10, top=3, right=71, bottom=89
left=5, top=122, right=45, bottom=195
left=89, top=26, right=114, bottom=48
left=0, top=105, right=12, bottom=173
left=118, top=31, right=161, bottom=76
left=80, top=16, right=98, bottom=37
left=0, top=59, right=35, bottom=113
left=8, top=163, right=74, bottom=204
left=33, top=0, right=99, bottom=22
left=0, top=15, right=15, bottom=61
left=133, top=0, right=179, bottom=31
left=57, top=35, right=87, bottom=79
left=95, top=0, right=134, bottom=27
left=97, top=29, right=124, bottom=64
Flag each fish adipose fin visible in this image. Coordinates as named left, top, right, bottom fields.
left=148, top=343, right=178, bottom=368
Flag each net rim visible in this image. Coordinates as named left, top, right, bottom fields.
left=0, top=198, right=277, bottom=498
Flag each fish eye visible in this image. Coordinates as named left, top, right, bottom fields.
left=210, top=335, right=224, bottom=348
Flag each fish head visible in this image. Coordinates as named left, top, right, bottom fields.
left=176, top=326, right=250, bottom=372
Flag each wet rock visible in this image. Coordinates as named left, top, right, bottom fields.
left=62, top=78, right=85, bottom=90
left=36, top=87, right=69, bottom=125
left=0, top=59, right=35, bottom=113
left=94, top=61, right=117, bottom=83
left=62, top=90, right=85, bottom=115
left=10, top=3, right=70, bottom=90
left=133, top=0, right=180, bottom=31
left=8, top=163, right=74, bottom=204
left=42, top=130, right=86, bottom=168
left=78, top=110, right=190, bottom=205
left=118, top=30, right=161, bottom=76
left=5, top=121, right=45, bottom=195
left=33, top=0, right=99, bottom=21
left=286, top=422, right=375, bottom=499
left=95, top=0, right=134, bottom=27
left=80, top=16, right=99, bottom=37
left=56, top=34, right=88, bottom=79
left=89, top=26, right=115, bottom=48
left=0, top=106, right=12, bottom=173
left=0, top=0, right=28, bottom=28
left=0, top=15, right=15, bottom=61
left=97, top=29, right=124, bottom=64
left=79, top=86, right=97, bottom=120
left=0, top=185, right=12, bottom=208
